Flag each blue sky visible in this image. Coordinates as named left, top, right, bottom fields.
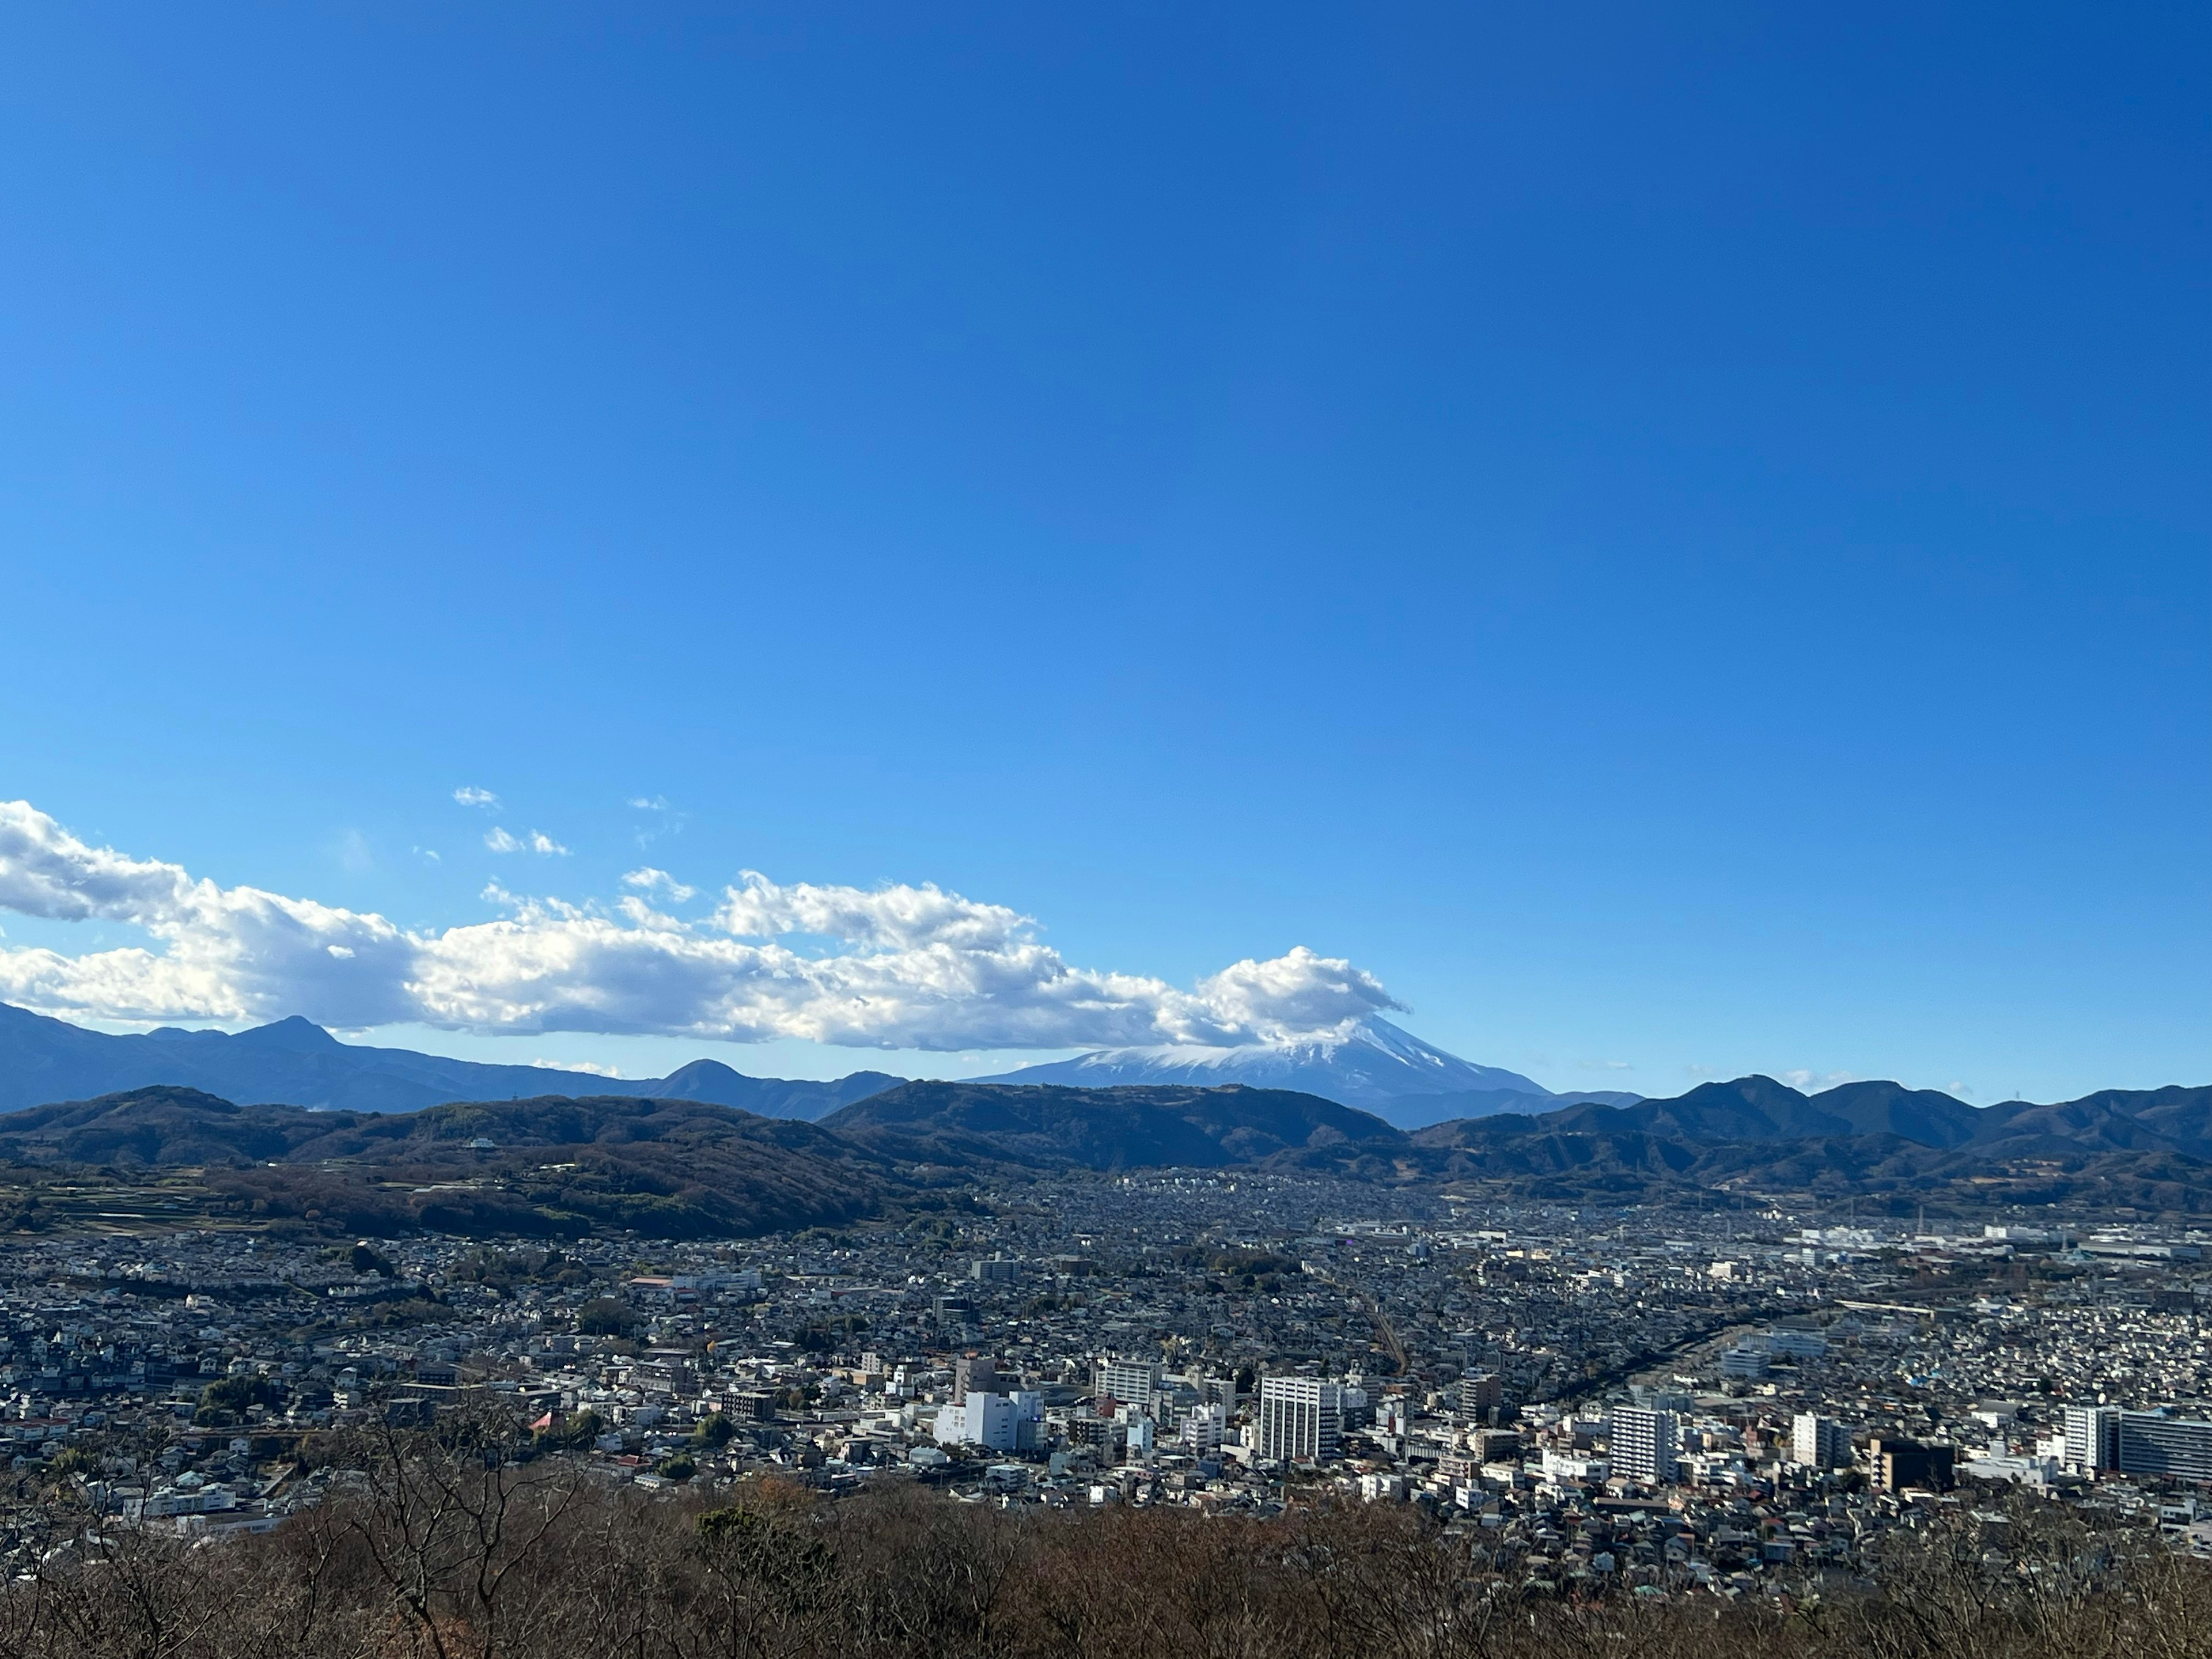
left=0, top=3, right=2204, bottom=1101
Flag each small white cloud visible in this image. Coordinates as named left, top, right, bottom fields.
left=622, top=867, right=697, bottom=902
left=1684, top=1063, right=1719, bottom=1078
left=413, top=846, right=441, bottom=863
left=454, top=787, right=500, bottom=809
left=529, top=1058, right=623, bottom=1077
left=1781, top=1068, right=1857, bottom=1093
left=629, top=795, right=687, bottom=848
left=486, top=828, right=569, bottom=857
left=337, top=829, right=374, bottom=873
left=1947, top=1080, right=1975, bottom=1099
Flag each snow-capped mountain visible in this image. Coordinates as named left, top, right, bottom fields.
left=976, top=1016, right=1637, bottom=1129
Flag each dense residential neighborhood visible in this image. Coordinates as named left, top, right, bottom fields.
left=8, top=1166, right=2211, bottom=1594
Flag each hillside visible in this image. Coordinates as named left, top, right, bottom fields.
left=7, top=1069, right=2212, bottom=1233
left=0, top=1002, right=902, bottom=1118
left=819, top=1080, right=1404, bottom=1171
left=1390, top=1075, right=2212, bottom=1212
left=0, top=1086, right=911, bottom=1240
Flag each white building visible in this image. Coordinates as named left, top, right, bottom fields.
left=1792, top=1412, right=1852, bottom=1469
left=1180, top=1401, right=1226, bottom=1455
left=1540, top=1450, right=1609, bottom=1483
left=1764, top=1329, right=1828, bottom=1360
left=1720, top=1346, right=1770, bottom=1380
left=2063, top=1405, right=2120, bottom=1473
left=934, top=1389, right=1043, bottom=1452
left=1095, top=1358, right=1162, bottom=1412
left=1609, top=1406, right=1679, bottom=1485
left=1255, top=1376, right=1342, bottom=1464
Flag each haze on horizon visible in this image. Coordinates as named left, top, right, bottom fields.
left=0, top=4, right=2203, bottom=1103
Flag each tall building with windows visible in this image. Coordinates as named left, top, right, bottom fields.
left=1094, top=1358, right=1162, bottom=1411
left=1255, top=1376, right=1343, bottom=1464
left=1792, top=1413, right=1853, bottom=1469
left=2118, top=1411, right=2212, bottom=1482
left=1455, top=1370, right=1503, bottom=1419
left=2063, top=1406, right=2120, bottom=1473
left=1608, top=1406, right=1679, bottom=1485
left=955, top=1354, right=1000, bottom=1398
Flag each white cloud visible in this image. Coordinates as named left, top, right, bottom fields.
left=622, top=867, right=697, bottom=903
left=0, top=800, right=1403, bottom=1051
left=454, top=787, right=500, bottom=809
left=628, top=796, right=685, bottom=849
left=1782, top=1068, right=1857, bottom=1093
left=530, top=1058, right=623, bottom=1077
left=485, top=828, right=570, bottom=857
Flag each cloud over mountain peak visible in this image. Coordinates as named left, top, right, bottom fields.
left=0, top=800, right=1399, bottom=1052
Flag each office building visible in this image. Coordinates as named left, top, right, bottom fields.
left=1609, top=1406, right=1679, bottom=1485
left=1255, top=1376, right=1343, bottom=1464
left=2119, top=1411, right=2212, bottom=1483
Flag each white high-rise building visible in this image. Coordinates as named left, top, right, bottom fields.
left=1609, top=1406, right=1679, bottom=1485
left=1256, top=1376, right=1343, bottom=1464
left=2063, top=1406, right=2120, bottom=1473
left=1792, top=1412, right=1852, bottom=1469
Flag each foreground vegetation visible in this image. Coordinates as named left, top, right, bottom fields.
left=5, top=1418, right=2212, bottom=1659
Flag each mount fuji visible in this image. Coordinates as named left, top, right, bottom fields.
left=975, top=1016, right=1641, bottom=1130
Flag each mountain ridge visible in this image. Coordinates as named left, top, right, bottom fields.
left=0, top=1002, right=901, bottom=1119
left=3, top=1068, right=2212, bottom=1229
left=819, top=1079, right=1406, bottom=1171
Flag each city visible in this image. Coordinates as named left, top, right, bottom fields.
left=3, top=2, right=2203, bottom=1653
left=11, top=1168, right=2212, bottom=1600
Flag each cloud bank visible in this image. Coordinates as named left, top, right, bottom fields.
left=0, top=801, right=1402, bottom=1051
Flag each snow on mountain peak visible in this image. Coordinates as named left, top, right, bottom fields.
left=976, top=1016, right=1548, bottom=1111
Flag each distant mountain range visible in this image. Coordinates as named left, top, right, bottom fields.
left=0, top=1003, right=1622, bottom=1127
left=3, top=1067, right=2212, bottom=1235
left=0, top=1002, right=899, bottom=1119
left=1368, top=1074, right=2212, bottom=1213
left=978, top=1016, right=1638, bottom=1128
